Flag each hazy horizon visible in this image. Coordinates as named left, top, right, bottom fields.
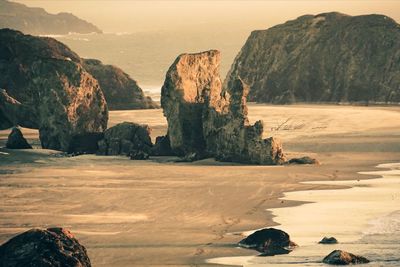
left=13, top=1, right=400, bottom=34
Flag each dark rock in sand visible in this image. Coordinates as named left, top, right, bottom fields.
left=319, top=236, right=338, bottom=244
left=130, top=150, right=150, bottom=160
left=288, top=156, right=319, bottom=165
left=226, top=12, right=400, bottom=104
left=161, top=50, right=285, bottom=164
left=0, top=227, right=91, bottom=267
left=238, top=228, right=297, bottom=256
left=0, top=0, right=102, bottom=35
left=323, top=250, right=370, bottom=265
left=97, top=122, right=152, bottom=156
left=6, top=127, right=32, bottom=149
left=151, top=135, right=174, bottom=156
left=0, top=29, right=108, bottom=152
left=83, top=59, right=159, bottom=110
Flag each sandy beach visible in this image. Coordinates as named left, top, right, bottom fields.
left=1, top=104, right=400, bottom=266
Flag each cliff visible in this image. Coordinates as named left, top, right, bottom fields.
left=225, top=12, right=400, bottom=104
left=0, top=29, right=108, bottom=151
left=0, top=0, right=102, bottom=35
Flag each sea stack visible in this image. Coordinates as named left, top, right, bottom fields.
left=0, top=29, right=108, bottom=152
left=225, top=12, right=400, bottom=104
left=161, top=50, right=285, bottom=164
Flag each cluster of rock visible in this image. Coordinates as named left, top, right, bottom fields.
left=97, top=122, right=152, bottom=159
left=0, top=0, right=102, bottom=35
left=0, top=228, right=91, bottom=267
left=83, top=59, right=159, bottom=110
left=225, top=12, right=400, bottom=104
left=161, top=50, right=285, bottom=164
left=0, top=29, right=157, bottom=153
left=238, top=229, right=369, bottom=265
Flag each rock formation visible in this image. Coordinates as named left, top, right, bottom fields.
left=238, top=228, right=297, bottom=256
left=83, top=59, right=159, bottom=110
left=0, top=0, right=102, bottom=35
left=161, top=50, right=285, bottom=164
left=0, top=29, right=108, bottom=152
left=0, top=228, right=91, bottom=267
left=225, top=12, right=400, bottom=104
left=323, top=250, right=370, bottom=265
left=6, top=127, right=32, bottom=149
left=97, top=122, right=152, bottom=157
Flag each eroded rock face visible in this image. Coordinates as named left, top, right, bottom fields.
left=0, top=29, right=108, bottom=152
left=83, top=59, right=159, bottom=110
left=226, top=12, right=400, bottom=104
left=161, top=50, right=222, bottom=156
left=97, top=122, right=152, bottom=156
left=323, top=250, right=369, bottom=265
left=161, top=50, right=285, bottom=164
left=238, top=228, right=297, bottom=256
left=0, top=228, right=91, bottom=267
left=6, top=127, right=32, bottom=149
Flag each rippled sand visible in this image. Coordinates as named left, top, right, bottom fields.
left=1, top=104, right=400, bottom=266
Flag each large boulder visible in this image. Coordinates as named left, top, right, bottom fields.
left=238, top=228, right=297, bottom=256
left=225, top=12, right=400, bottom=104
left=6, top=127, right=32, bottom=149
left=323, top=250, right=370, bottom=265
left=0, top=29, right=108, bottom=152
left=0, top=227, right=91, bottom=267
left=83, top=59, right=159, bottom=110
left=161, top=50, right=285, bottom=164
left=97, top=122, right=152, bottom=156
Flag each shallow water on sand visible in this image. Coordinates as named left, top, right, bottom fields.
left=208, top=163, right=400, bottom=266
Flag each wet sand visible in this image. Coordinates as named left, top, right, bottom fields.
left=1, top=104, right=400, bottom=266
left=208, top=163, right=400, bottom=266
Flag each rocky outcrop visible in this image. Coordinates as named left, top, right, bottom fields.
left=226, top=12, right=400, bottom=104
left=0, top=227, right=91, bottom=267
left=83, top=59, right=159, bottom=110
left=0, top=0, right=101, bottom=35
left=161, top=50, right=285, bottom=164
left=238, top=228, right=297, bottom=256
left=0, top=29, right=108, bottom=152
left=323, top=250, right=369, bottom=265
left=319, top=236, right=338, bottom=244
left=97, top=122, right=152, bottom=157
left=6, top=127, right=32, bottom=149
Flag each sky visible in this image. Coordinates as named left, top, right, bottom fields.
left=13, top=1, right=400, bottom=33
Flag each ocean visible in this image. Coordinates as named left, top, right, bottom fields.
left=208, top=163, right=400, bottom=266
left=50, top=30, right=247, bottom=101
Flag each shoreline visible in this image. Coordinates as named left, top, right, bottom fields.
left=207, top=162, right=400, bottom=266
